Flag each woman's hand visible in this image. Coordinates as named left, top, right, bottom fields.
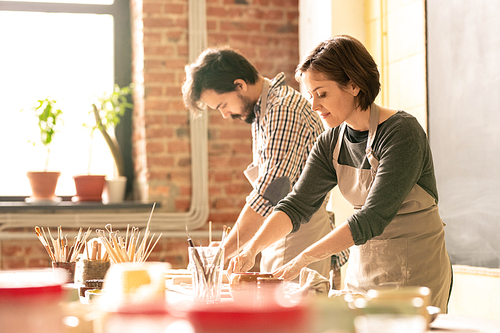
left=227, top=247, right=257, bottom=275
left=272, top=254, right=311, bottom=281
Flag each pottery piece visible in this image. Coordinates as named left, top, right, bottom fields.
left=229, top=272, right=283, bottom=305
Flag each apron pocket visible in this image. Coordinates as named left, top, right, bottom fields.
left=348, top=238, right=409, bottom=292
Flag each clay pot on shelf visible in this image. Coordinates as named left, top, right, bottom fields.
left=72, top=175, right=106, bottom=202
left=26, top=171, right=61, bottom=202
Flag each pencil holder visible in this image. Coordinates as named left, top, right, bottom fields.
left=75, top=259, right=111, bottom=285
left=52, top=261, right=76, bottom=283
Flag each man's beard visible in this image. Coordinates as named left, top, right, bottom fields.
left=231, top=93, right=256, bottom=124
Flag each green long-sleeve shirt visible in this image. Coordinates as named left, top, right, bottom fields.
left=275, top=111, right=439, bottom=245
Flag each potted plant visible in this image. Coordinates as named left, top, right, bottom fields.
left=24, top=98, right=63, bottom=202
left=74, top=84, right=133, bottom=203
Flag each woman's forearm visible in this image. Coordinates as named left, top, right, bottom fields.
left=297, top=221, right=355, bottom=266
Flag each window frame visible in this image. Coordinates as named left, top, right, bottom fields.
left=0, top=0, right=133, bottom=199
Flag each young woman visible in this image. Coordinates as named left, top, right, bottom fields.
left=227, top=35, right=452, bottom=311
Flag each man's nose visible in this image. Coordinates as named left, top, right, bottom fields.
left=219, top=109, right=231, bottom=118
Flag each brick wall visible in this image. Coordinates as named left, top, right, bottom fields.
left=0, top=0, right=300, bottom=270
left=133, top=0, right=300, bottom=213
left=131, top=0, right=300, bottom=268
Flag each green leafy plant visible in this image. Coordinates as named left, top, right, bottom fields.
left=90, top=84, right=133, bottom=177
left=25, top=98, right=63, bottom=171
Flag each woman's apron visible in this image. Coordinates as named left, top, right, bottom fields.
left=244, top=78, right=332, bottom=278
left=333, top=104, right=452, bottom=310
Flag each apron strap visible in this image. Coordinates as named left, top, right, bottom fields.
left=366, top=104, right=380, bottom=173
left=333, top=104, right=380, bottom=173
left=333, top=123, right=347, bottom=161
left=260, top=78, right=272, bottom=117
left=244, top=77, right=272, bottom=183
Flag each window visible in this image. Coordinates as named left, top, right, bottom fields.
left=0, top=0, right=131, bottom=197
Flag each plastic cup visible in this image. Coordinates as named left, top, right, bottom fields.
left=188, top=247, right=224, bottom=304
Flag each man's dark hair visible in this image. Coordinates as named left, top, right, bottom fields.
left=183, top=46, right=259, bottom=115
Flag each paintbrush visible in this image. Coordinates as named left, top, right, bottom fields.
left=186, top=226, right=207, bottom=282
left=34, top=226, right=55, bottom=261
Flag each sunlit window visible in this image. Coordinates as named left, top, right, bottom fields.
left=0, top=1, right=129, bottom=196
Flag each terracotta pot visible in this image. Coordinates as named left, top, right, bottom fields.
left=72, top=175, right=106, bottom=202
left=26, top=171, right=60, bottom=200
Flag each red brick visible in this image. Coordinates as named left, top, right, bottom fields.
left=175, top=198, right=191, bottom=211
left=144, top=31, right=162, bottom=44
left=163, top=3, right=185, bottom=14
left=219, top=128, right=251, bottom=140
left=232, top=142, right=252, bottom=154
left=225, top=183, right=252, bottom=195
left=220, top=21, right=261, bottom=32
left=169, top=170, right=192, bottom=182
left=263, top=10, right=283, bottom=20
left=143, top=3, right=162, bottom=14
left=207, top=212, right=240, bottom=223
left=146, top=141, right=165, bottom=153
left=208, top=34, right=229, bottom=44
left=144, top=17, right=178, bottom=29
left=144, top=72, right=176, bottom=83
left=165, top=30, right=185, bottom=42
left=211, top=171, right=233, bottom=182
left=149, top=155, right=175, bottom=166
left=207, top=6, right=226, bottom=17
left=208, top=186, right=222, bottom=196
left=213, top=198, right=235, bottom=209
left=1, top=242, right=24, bottom=256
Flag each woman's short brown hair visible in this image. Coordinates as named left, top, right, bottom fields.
left=295, top=35, right=380, bottom=111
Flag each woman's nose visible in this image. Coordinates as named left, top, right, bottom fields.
left=310, top=97, right=321, bottom=111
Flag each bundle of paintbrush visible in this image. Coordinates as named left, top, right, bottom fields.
left=95, top=203, right=162, bottom=264
left=35, top=226, right=92, bottom=263
left=74, top=237, right=111, bottom=285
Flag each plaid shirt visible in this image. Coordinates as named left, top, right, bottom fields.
left=246, top=73, right=325, bottom=217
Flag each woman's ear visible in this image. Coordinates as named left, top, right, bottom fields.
left=234, top=79, right=248, bottom=92
left=348, top=81, right=360, bottom=97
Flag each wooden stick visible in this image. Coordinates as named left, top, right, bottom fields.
left=91, top=240, right=98, bottom=261
left=143, top=233, right=162, bottom=262
left=209, top=221, right=212, bottom=244
left=141, top=233, right=156, bottom=261
left=236, top=223, right=240, bottom=259
left=136, top=202, right=156, bottom=260
left=97, top=243, right=101, bottom=261
left=127, top=236, right=136, bottom=261
left=125, top=224, right=130, bottom=251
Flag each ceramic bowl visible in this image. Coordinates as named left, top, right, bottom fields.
left=229, top=272, right=273, bottom=303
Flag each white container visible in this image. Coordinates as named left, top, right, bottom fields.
left=103, top=176, right=127, bottom=203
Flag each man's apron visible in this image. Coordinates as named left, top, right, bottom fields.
left=333, top=104, right=452, bottom=310
left=244, top=78, right=331, bottom=278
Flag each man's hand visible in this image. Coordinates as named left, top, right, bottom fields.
left=227, top=247, right=257, bottom=275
